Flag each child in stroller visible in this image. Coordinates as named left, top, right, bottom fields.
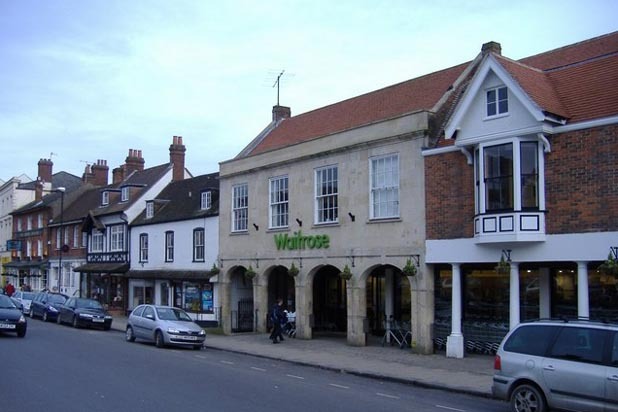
left=282, top=310, right=296, bottom=338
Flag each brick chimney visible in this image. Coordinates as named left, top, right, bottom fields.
left=481, top=41, right=502, bottom=56
left=169, top=136, right=186, bottom=181
left=124, top=149, right=145, bottom=176
left=91, top=159, right=109, bottom=186
left=37, top=158, right=53, bottom=183
left=272, top=105, right=291, bottom=123
left=35, top=179, right=44, bottom=201
left=112, top=166, right=125, bottom=184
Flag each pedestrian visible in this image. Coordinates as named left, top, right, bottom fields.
left=22, top=283, right=31, bottom=292
left=5, top=281, right=15, bottom=297
left=269, top=298, right=285, bottom=344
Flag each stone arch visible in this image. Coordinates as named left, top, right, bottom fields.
left=221, top=265, right=255, bottom=334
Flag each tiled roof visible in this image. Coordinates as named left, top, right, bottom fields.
left=248, top=63, right=469, bottom=156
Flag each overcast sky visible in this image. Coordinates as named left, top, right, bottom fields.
left=1, top=0, right=616, bottom=183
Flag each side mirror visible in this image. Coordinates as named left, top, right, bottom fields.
left=145, top=314, right=154, bottom=320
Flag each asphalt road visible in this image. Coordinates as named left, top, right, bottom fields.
left=1, top=320, right=509, bottom=412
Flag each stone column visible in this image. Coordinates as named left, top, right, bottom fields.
left=220, top=274, right=232, bottom=335
left=509, top=262, right=520, bottom=330
left=577, top=261, right=589, bottom=319
left=446, top=263, right=464, bottom=358
left=295, top=275, right=312, bottom=339
left=255, top=274, right=268, bottom=333
left=410, top=267, right=434, bottom=354
left=346, top=278, right=366, bottom=346
left=539, top=268, right=551, bottom=319
left=384, top=268, right=394, bottom=343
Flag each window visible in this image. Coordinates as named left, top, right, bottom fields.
left=232, top=184, right=248, bottom=232
left=37, top=213, right=43, bottom=228
left=121, top=187, right=129, bottom=202
left=484, top=143, right=513, bottom=211
left=91, top=232, right=104, bottom=252
left=486, top=86, right=508, bottom=117
left=269, top=176, right=288, bottom=229
left=37, top=240, right=42, bottom=256
left=56, top=227, right=61, bottom=249
left=315, top=166, right=338, bottom=224
left=165, top=231, right=174, bottom=262
left=27, top=216, right=32, bottom=230
left=520, top=142, right=539, bottom=209
left=82, top=232, right=88, bottom=249
left=139, top=233, right=148, bottom=262
left=26, top=240, right=31, bottom=256
left=193, top=228, right=205, bottom=261
left=110, top=225, right=125, bottom=251
left=548, top=327, right=607, bottom=365
left=370, top=154, right=399, bottom=219
left=101, top=191, right=109, bottom=206
left=201, top=191, right=212, bottom=210
left=17, top=218, right=21, bottom=232
left=73, top=226, right=79, bottom=247
left=146, top=201, right=154, bottom=219
left=504, top=325, right=557, bottom=356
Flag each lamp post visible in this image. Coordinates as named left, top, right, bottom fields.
left=55, top=187, right=66, bottom=293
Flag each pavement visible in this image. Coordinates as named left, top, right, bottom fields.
left=111, top=315, right=495, bottom=398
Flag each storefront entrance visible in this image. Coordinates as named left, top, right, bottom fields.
left=366, top=265, right=411, bottom=336
left=312, top=265, right=346, bottom=335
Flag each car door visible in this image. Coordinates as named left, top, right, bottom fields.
left=140, top=306, right=157, bottom=341
left=607, top=331, right=618, bottom=412
left=541, top=326, right=608, bottom=412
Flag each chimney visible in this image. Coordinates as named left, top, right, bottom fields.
left=169, top=136, right=186, bottom=181
left=91, top=159, right=109, bottom=186
left=82, top=164, right=94, bottom=184
left=37, top=158, right=53, bottom=183
left=112, top=166, right=125, bottom=184
left=35, top=179, right=44, bottom=201
left=124, top=149, right=145, bottom=176
left=272, top=105, right=291, bottom=123
left=481, top=41, right=502, bottom=56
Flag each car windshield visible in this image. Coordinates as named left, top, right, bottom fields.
left=48, top=295, right=67, bottom=304
left=156, top=307, right=192, bottom=322
left=75, top=299, right=103, bottom=310
left=22, top=292, right=35, bottom=300
left=0, top=295, right=17, bottom=309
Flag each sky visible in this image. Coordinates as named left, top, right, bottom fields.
left=1, top=0, right=617, bottom=183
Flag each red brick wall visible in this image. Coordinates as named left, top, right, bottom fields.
left=425, top=150, right=475, bottom=239
left=545, top=124, right=618, bottom=233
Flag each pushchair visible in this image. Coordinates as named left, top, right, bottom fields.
left=282, top=310, right=296, bottom=338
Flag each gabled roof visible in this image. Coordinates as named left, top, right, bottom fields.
left=132, top=172, right=219, bottom=226
left=245, top=63, right=470, bottom=157
left=12, top=172, right=84, bottom=216
left=17, top=171, right=81, bottom=191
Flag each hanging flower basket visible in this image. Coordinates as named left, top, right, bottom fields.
left=598, top=253, right=618, bottom=276
left=402, top=258, right=417, bottom=277
left=339, top=264, right=353, bottom=281
left=288, top=263, right=299, bottom=277
left=495, top=256, right=511, bottom=275
left=210, top=263, right=220, bottom=275
left=245, top=265, right=257, bottom=279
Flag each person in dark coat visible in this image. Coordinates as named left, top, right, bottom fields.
left=269, top=298, right=285, bottom=343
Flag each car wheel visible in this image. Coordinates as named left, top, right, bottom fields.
left=17, top=330, right=26, bottom=338
left=56, top=315, right=62, bottom=325
left=511, top=383, right=547, bottom=412
left=42, top=312, right=48, bottom=322
left=125, top=326, right=136, bottom=342
left=29, top=307, right=35, bottom=318
left=72, top=316, right=80, bottom=328
left=155, top=330, right=165, bottom=348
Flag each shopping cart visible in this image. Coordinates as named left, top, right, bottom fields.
left=283, top=311, right=296, bottom=338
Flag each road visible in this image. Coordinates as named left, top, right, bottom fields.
left=2, top=320, right=509, bottom=412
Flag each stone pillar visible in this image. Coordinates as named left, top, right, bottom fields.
left=295, top=276, right=312, bottom=340
left=346, top=278, right=366, bottom=346
left=509, top=262, right=520, bottom=330
left=446, top=263, right=464, bottom=358
left=255, top=274, right=268, bottom=333
left=539, top=268, right=551, bottom=319
left=220, top=275, right=232, bottom=335
left=384, top=268, right=394, bottom=343
left=409, top=267, right=434, bottom=354
left=577, top=261, right=589, bottom=319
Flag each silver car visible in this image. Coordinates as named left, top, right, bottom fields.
left=492, top=319, right=618, bottom=412
left=125, top=304, right=205, bottom=350
left=11, top=291, right=35, bottom=314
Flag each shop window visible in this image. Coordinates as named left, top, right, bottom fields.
left=183, top=282, right=213, bottom=313
left=315, top=165, right=338, bottom=224
left=552, top=269, right=577, bottom=318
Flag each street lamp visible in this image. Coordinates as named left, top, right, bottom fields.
left=55, top=187, right=66, bottom=293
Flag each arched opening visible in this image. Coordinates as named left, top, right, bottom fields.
left=366, top=265, right=411, bottom=339
left=312, top=265, right=347, bottom=336
left=267, top=265, right=296, bottom=329
left=230, top=266, right=254, bottom=332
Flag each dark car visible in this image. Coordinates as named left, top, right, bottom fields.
left=57, top=297, right=112, bottom=330
left=0, top=294, right=27, bottom=337
left=30, top=291, right=68, bottom=322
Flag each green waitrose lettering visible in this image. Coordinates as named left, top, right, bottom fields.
left=274, top=231, right=330, bottom=250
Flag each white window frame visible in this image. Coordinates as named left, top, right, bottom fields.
left=139, top=233, right=148, bottom=262
left=17, top=218, right=22, bottom=232
left=26, top=240, right=31, bottom=257
left=91, top=232, right=104, bottom=252
left=165, top=231, right=174, bottom=262
left=369, top=153, right=400, bottom=219
left=146, top=201, right=154, bottom=219
left=56, top=227, right=61, bottom=249
left=486, top=86, right=509, bottom=118
left=121, top=187, right=129, bottom=202
left=73, top=225, right=79, bottom=247
left=82, top=232, right=88, bottom=249
left=110, top=225, right=125, bottom=252
left=201, top=191, right=212, bottom=210
left=232, top=183, right=248, bottom=232
left=27, top=216, right=32, bottom=230
left=37, top=213, right=43, bottom=228
left=269, top=176, right=289, bottom=229
left=37, top=239, right=42, bottom=256
left=101, top=191, right=109, bottom=206
left=193, top=228, right=205, bottom=262
left=315, top=165, right=338, bottom=224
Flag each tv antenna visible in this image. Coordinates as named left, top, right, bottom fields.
left=50, top=152, right=58, bottom=160
left=272, top=70, right=285, bottom=106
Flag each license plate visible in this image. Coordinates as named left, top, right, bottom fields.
left=0, top=323, right=16, bottom=329
left=180, top=335, right=197, bottom=341
left=93, top=318, right=104, bottom=323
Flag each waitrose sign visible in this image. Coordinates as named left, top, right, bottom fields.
left=274, top=231, right=330, bottom=250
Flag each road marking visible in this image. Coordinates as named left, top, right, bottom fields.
left=376, top=392, right=400, bottom=399
left=286, top=374, right=305, bottom=380
left=329, top=383, right=349, bottom=389
left=220, top=360, right=235, bottom=365
left=251, top=366, right=267, bottom=372
left=195, top=355, right=207, bottom=359
left=435, top=405, right=465, bottom=412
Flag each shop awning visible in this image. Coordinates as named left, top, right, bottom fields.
left=73, top=263, right=129, bottom=274
left=125, top=270, right=214, bottom=281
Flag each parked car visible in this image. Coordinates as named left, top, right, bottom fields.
left=125, top=305, right=205, bottom=350
left=492, top=319, right=618, bottom=412
left=0, top=294, right=27, bottom=337
left=30, top=291, right=68, bottom=322
left=12, top=291, right=36, bottom=314
left=57, top=297, right=112, bottom=330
